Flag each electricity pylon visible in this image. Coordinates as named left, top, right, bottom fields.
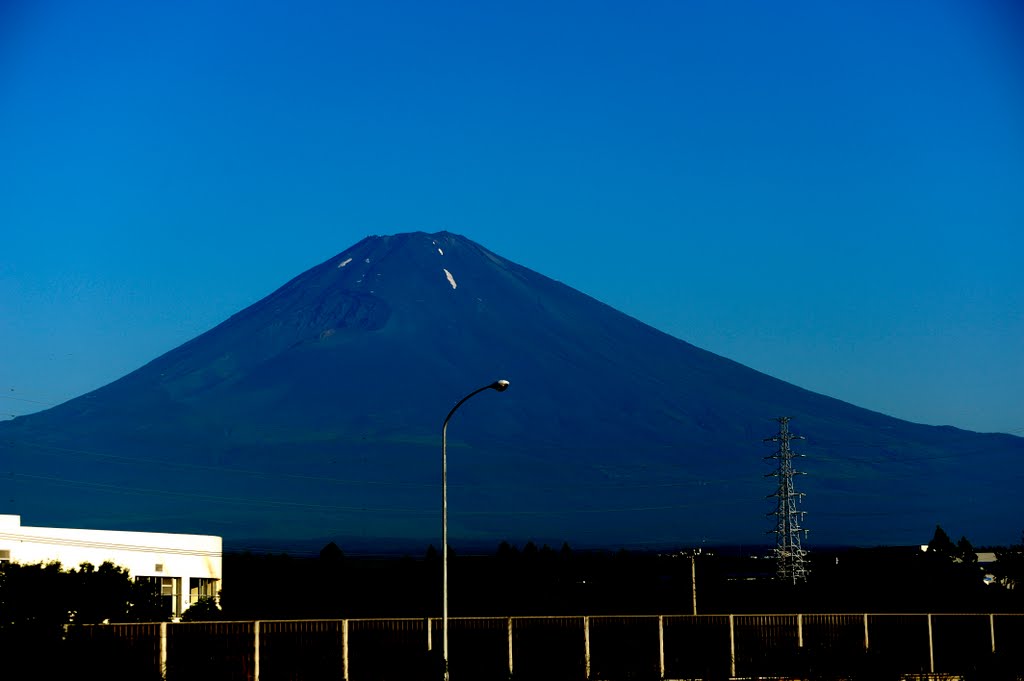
left=764, top=416, right=809, bottom=584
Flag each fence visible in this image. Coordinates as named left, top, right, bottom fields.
left=65, top=613, right=1024, bottom=681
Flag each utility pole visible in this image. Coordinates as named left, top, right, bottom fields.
left=764, top=416, right=809, bottom=584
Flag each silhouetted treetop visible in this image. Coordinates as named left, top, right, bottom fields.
left=319, top=542, right=344, bottom=562
left=957, top=536, right=977, bottom=565
left=928, top=525, right=956, bottom=560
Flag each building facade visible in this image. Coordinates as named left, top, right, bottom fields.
left=0, top=514, right=222, bottom=619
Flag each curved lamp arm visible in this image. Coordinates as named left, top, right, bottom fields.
left=443, top=380, right=510, bottom=431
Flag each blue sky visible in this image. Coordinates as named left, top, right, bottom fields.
left=2, top=0, right=1022, bottom=434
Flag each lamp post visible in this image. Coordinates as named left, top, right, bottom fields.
left=442, top=379, right=509, bottom=681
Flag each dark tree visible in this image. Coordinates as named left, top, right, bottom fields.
left=496, top=540, right=518, bottom=561
left=73, top=561, right=135, bottom=624
left=957, top=536, right=977, bottom=565
left=180, top=597, right=224, bottom=622
left=319, top=542, right=344, bottom=563
left=927, top=525, right=956, bottom=559
left=995, top=530, right=1024, bottom=594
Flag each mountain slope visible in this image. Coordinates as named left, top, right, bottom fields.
left=2, top=231, right=1020, bottom=548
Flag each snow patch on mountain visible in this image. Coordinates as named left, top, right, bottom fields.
left=337, top=258, right=353, bottom=268
left=443, top=269, right=457, bottom=289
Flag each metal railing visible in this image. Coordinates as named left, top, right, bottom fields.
left=64, top=612, right=1024, bottom=681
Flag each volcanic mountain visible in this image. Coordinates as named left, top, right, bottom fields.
left=2, top=232, right=1020, bottom=549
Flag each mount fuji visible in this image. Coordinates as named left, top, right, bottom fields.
left=2, top=232, right=1020, bottom=549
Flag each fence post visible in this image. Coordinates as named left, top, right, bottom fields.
left=254, top=620, right=261, bottom=681
left=160, top=622, right=168, bottom=680
left=729, top=614, right=736, bottom=679
left=990, top=613, right=996, bottom=654
left=863, top=613, right=869, bottom=650
left=426, top=617, right=432, bottom=652
left=341, top=619, right=349, bottom=681
left=797, top=613, right=803, bottom=648
left=583, top=616, right=591, bottom=681
left=658, top=615, right=665, bottom=679
left=507, top=617, right=514, bottom=678
left=927, top=614, right=934, bottom=674
left=691, top=556, right=697, bottom=615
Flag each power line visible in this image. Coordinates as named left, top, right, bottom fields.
left=3, top=439, right=758, bottom=491
left=0, top=531, right=221, bottom=557
left=10, top=473, right=761, bottom=517
left=0, top=395, right=54, bottom=406
left=5, top=436, right=1008, bottom=506
left=12, top=473, right=432, bottom=514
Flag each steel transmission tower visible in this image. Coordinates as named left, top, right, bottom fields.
left=764, top=416, right=809, bottom=584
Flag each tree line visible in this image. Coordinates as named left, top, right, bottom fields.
left=1, top=525, right=1022, bottom=632
left=215, top=527, right=1024, bottom=620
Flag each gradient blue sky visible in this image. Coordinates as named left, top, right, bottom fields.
left=2, top=0, right=1022, bottom=434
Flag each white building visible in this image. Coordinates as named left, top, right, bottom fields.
left=0, top=514, right=222, bottom=619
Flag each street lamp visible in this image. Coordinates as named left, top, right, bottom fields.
left=441, top=379, right=509, bottom=680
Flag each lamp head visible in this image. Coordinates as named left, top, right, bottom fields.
left=491, top=379, right=510, bottom=392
